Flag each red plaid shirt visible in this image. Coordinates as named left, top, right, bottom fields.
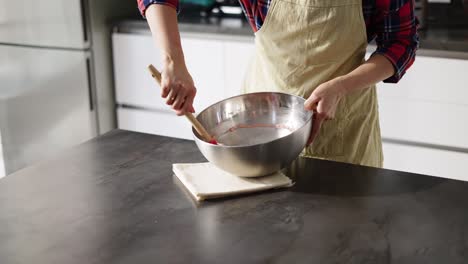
left=138, top=0, right=419, bottom=83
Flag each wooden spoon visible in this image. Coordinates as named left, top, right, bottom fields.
left=147, top=64, right=218, bottom=145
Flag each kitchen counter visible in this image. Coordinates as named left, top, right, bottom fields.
left=1, top=130, right=468, bottom=263
left=113, top=15, right=468, bottom=59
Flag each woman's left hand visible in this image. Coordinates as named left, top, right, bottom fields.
left=304, top=77, right=346, bottom=146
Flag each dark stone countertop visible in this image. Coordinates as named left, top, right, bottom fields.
left=113, top=14, right=468, bottom=58
left=1, top=130, right=468, bottom=263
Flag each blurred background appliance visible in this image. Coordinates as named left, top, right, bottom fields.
left=416, top=0, right=428, bottom=30
left=0, top=0, right=137, bottom=175
left=426, top=0, right=468, bottom=28
left=180, top=0, right=244, bottom=17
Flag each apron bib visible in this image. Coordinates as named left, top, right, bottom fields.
left=243, top=0, right=383, bottom=167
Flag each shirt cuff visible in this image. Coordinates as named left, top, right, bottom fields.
left=372, top=50, right=401, bottom=84
left=139, top=0, right=179, bottom=18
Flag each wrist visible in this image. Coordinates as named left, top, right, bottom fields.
left=162, top=48, right=186, bottom=68
left=332, top=75, right=351, bottom=96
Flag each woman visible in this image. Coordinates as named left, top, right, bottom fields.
left=137, top=0, right=419, bottom=167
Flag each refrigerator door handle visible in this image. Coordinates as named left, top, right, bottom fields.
left=86, top=57, right=94, bottom=111
left=80, top=0, right=90, bottom=43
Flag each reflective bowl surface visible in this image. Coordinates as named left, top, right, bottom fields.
left=193, top=92, right=313, bottom=177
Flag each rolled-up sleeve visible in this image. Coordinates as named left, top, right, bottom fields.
left=372, top=0, right=419, bottom=83
left=137, top=0, right=179, bottom=17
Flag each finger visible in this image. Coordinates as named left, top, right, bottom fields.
left=317, top=99, right=336, bottom=120
left=307, top=117, right=323, bottom=146
left=183, top=93, right=195, bottom=114
left=165, top=87, right=178, bottom=105
left=175, top=107, right=185, bottom=116
left=189, top=105, right=195, bottom=113
left=172, top=90, right=187, bottom=110
left=177, top=86, right=196, bottom=115
left=307, top=114, right=325, bottom=146
left=175, top=97, right=190, bottom=116
left=304, top=93, right=320, bottom=111
left=317, top=100, right=329, bottom=120
left=160, top=75, right=171, bottom=98
left=161, top=83, right=170, bottom=98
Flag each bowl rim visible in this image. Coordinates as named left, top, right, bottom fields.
left=192, top=91, right=314, bottom=148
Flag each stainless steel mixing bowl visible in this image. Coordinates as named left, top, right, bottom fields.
left=193, top=92, right=313, bottom=177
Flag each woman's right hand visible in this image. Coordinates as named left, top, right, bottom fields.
left=145, top=4, right=196, bottom=115
left=161, top=61, right=197, bottom=116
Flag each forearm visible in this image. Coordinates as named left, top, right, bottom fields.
left=145, top=4, right=185, bottom=66
left=337, top=54, right=395, bottom=95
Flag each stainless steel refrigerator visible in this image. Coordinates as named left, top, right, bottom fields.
left=0, top=0, right=137, bottom=176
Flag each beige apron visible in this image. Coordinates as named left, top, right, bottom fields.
left=243, top=0, right=383, bottom=167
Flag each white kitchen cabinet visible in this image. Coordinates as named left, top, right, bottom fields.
left=378, top=98, right=468, bottom=149
left=382, top=142, right=468, bottom=182
left=377, top=56, right=468, bottom=105
left=112, top=33, right=225, bottom=112
left=183, top=38, right=226, bottom=111
left=371, top=52, right=468, bottom=180
left=112, top=33, right=163, bottom=110
left=117, top=108, right=193, bottom=140
left=224, top=40, right=255, bottom=98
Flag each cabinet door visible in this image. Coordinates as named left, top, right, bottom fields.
left=117, top=108, right=192, bottom=140
left=367, top=51, right=468, bottom=180
left=378, top=98, right=468, bottom=149
left=382, top=142, right=468, bottom=182
left=182, top=37, right=226, bottom=111
left=0, top=45, right=96, bottom=174
left=374, top=54, right=468, bottom=147
left=112, top=33, right=225, bottom=112
left=377, top=56, right=468, bottom=105
left=112, top=33, right=164, bottom=110
left=224, top=40, right=255, bottom=98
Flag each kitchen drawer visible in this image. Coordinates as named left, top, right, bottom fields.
left=117, top=108, right=192, bottom=140
left=382, top=142, right=468, bottom=182
left=372, top=54, right=468, bottom=105
left=112, top=33, right=161, bottom=109
left=112, top=33, right=225, bottom=112
left=378, top=97, right=468, bottom=149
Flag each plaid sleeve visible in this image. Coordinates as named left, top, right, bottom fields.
left=372, top=0, right=419, bottom=83
left=137, top=0, right=179, bottom=17
left=238, top=0, right=270, bottom=32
